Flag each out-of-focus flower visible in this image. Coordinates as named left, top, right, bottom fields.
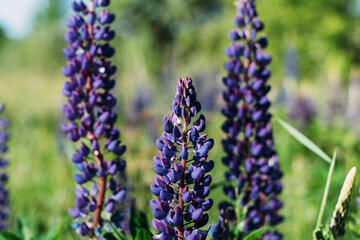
left=0, top=104, right=9, bottom=231
left=288, top=96, right=316, bottom=125
left=216, top=0, right=283, bottom=238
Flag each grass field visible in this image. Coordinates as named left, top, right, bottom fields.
left=0, top=0, right=359, bottom=238
left=0, top=68, right=359, bottom=239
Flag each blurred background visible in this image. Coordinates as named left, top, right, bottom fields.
left=0, top=0, right=360, bottom=239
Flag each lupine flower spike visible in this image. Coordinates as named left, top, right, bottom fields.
left=151, top=77, right=215, bottom=240
left=330, top=167, right=357, bottom=237
left=214, top=0, right=283, bottom=238
left=0, top=104, right=9, bottom=230
left=61, top=0, right=127, bottom=237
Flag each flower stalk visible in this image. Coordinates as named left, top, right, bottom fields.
left=61, top=0, right=128, bottom=237
left=150, top=77, right=214, bottom=240
left=214, top=0, right=283, bottom=238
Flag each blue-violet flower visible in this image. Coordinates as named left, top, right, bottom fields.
left=61, top=0, right=127, bottom=236
left=151, top=77, right=214, bottom=240
left=0, top=104, right=9, bottom=231
left=215, top=0, right=283, bottom=238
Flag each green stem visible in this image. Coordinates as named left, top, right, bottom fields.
left=315, top=151, right=337, bottom=229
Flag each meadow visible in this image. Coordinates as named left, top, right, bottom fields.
left=0, top=0, right=360, bottom=239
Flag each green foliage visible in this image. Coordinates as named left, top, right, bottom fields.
left=316, top=152, right=337, bottom=229
left=129, top=207, right=150, bottom=239
left=102, top=214, right=151, bottom=240
left=103, top=220, right=127, bottom=240
left=15, top=219, right=33, bottom=240
left=242, top=228, right=268, bottom=240
left=347, top=214, right=360, bottom=238
left=0, top=218, right=64, bottom=240
left=102, top=232, right=120, bottom=240
left=276, top=118, right=332, bottom=164
left=134, top=229, right=152, bottom=240
left=0, top=232, right=22, bottom=240
left=37, top=221, right=64, bottom=240
left=0, top=0, right=359, bottom=239
left=279, top=116, right=359, bottom=240
left=313, top=225, right=335, bottom=240
left=278, top=117, right=355, bottom=239
left=35, top=0, right=64, bottom=26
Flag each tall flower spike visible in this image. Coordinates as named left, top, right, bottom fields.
left=61, top=0, right=128, bottom=237
left=0, top=104, right=9, bottom=231
left=150, top=77, right=214, bottom=240
left=215, top=0, right=283, bottom=238
left=330, top=167, right=357, bottom=237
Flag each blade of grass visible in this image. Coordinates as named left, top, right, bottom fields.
left=243, top=228, right=268, bottom=240
left=315, top=151, right=337, bottom=229
left=104, top=220, right=126, bottom=240
left=0, top=232, right=22, bottom=240
left=276, top=118, right=332, bottom=164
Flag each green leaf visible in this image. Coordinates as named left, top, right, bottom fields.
left=138, top=211, right=149, bottom=230
left=102, top=232, right=119, bottom=240
left=15, top=218, right=33, bottom=240
left=104, top=220, right=126, bottom=240
left=276, top=118, right=332, bottom=164
left=313, top=225, right=335, bottom=240
left=129, top=207, right=138, bottom=238
left=38, top=221, right=65, bottom=240
left=313, top=227, right=326, bottom=240
left=14, top=219, right=25, bottom=240
left=0, top=232, right=22, bottom=240
left=315, top=151, right=337, bottom=230
left=347, top=214, right=360, bottom=237
left=130, top=207, right=150, bottom=238
left=134, top=229, right=152, bottom=240
left=242, top=228, right=267, bottom=240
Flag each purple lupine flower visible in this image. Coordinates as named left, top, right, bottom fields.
left=0, top=104, right=9, bottom=231
left=215, top=0, right=283, bottom=238
left=151, top=77, right=214, bottom=240
left=288, top=96, right=316, bottom=125
left=61, top=0, right=127, bottom=236
left=210, top=202, right=236, bottom=240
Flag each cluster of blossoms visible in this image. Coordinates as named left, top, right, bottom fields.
left=0, top=104, right=9, bottom=231
left=61, top=0, right=128, bottom=236
left=214, top=0, right=283, bottom=238
left=150, top=77, right=214, bottom=240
